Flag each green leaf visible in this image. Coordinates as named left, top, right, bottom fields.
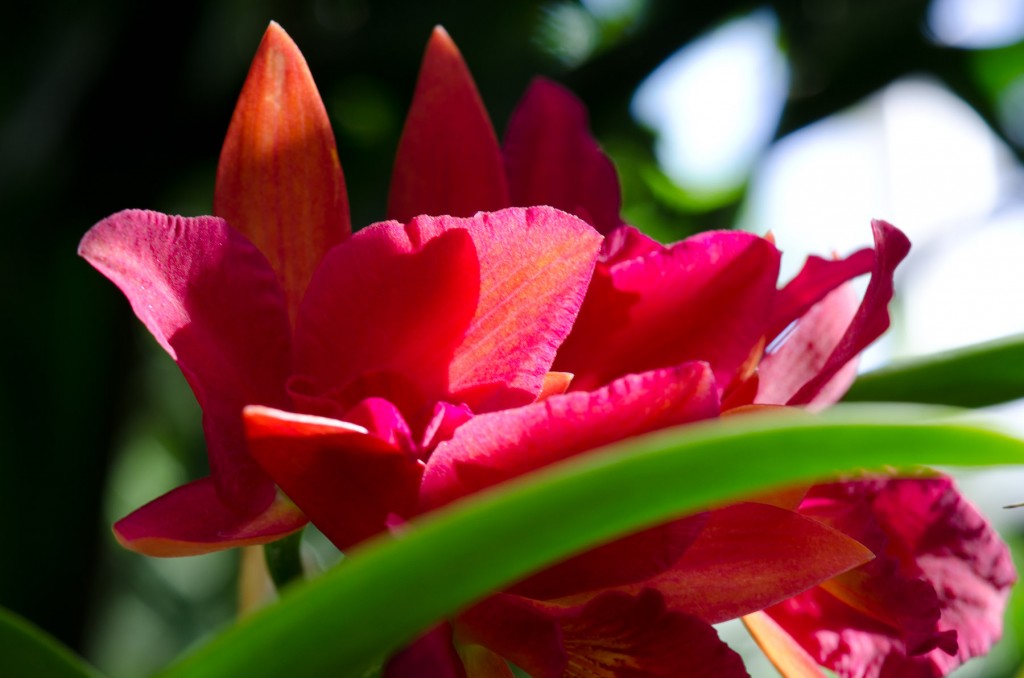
left=160, top=406, right=1024, bottom=678
left=0, top=607, right=104, bottom=678
left=844, top=333, right=1024, bottom=407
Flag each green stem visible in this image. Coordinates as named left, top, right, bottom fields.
left=264, top=529, right=305, bottom=591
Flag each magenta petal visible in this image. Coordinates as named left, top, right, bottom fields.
left=244, top=405, right=424, bottom=551
left=767, top=588, right=942, bottom=678
left=768, top=477, right=1015, bottom=677
left=436, top=207, right=602, bottom=411
left=795, top=481, right=953, bottom=657
left=79, top=210, right=290, bottom=513
left=293, top=218, right=480, bottom=419
left=295, top=207, right=601, bottom=417
left=458, top=590, right=749, bottom=678
left=787, top=221, right=910, bottom=405
left=875, top=479, right=1016, bottom=673
left=768, top=248, right=874, bottom=341
left=555, top=230, right=780, bottom=392
left=342, top=397, right=416, bottom=452
left=383, top=624, right=467, bottom=678
left=420, top=362, right=718, bottom=510
left=757, top=283, right=860, bottom=409
left=113, top=477, right=305, bottom=556
left=503, top=78, right=624, bottom=235
left=599, top=225, right=664, bottom=265
left=420, top=401, right=474, bottom=450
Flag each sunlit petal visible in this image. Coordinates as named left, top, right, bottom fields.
left=758, top=284, right=860, bottom=410
left=788, top=221, right=910, bottom=405
left=79, top=209, right=289, bottom=514
left=215, top=21, right=349, bottom=323
left=556, top=230, right=779, bottom=392
left=294, top=207, right=601, bottom=417
left=421, top=362, right=718, bottom=510
left=244, top=405, right=423, bottom=551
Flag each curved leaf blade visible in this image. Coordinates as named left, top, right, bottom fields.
left=844, top=333, right=1024, bottom=407
left=0, top=607, right=104, bottom=678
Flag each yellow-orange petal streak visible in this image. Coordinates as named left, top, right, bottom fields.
left=215, top=21, right=350, bottom=324
left=536, top=372, right=574, bottom=401
left=743, top=611, right=826, bottom=678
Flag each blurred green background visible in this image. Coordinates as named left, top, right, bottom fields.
left=3, top=0, right=1024, bottom=675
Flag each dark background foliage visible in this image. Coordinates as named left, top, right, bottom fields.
left=3, top=0, right=1022, bottom=674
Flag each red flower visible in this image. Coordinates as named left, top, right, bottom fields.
left=80, top=22, right=1013, bottom=677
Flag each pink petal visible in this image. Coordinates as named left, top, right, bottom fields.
left=458, top=590, right=749, bottom=678
left=766, top=477, right=1015, bottom=677
left=420, top=401, right=474, bottom=451
left=421, top=367, right=716, bottom=604
left=792, top=480, right=955, bottom=657
left=343, top=397, right=416, bottom=452
left=79, top=210, right=289, bottom=514
left=420, top=362, right=719, bottom=511
left=757, top=283, right=860, bottom=410
left=616, top=502, right=874, bottom=624
left=503, top=78, right=624, bottom=235
left=787, top=221, right=910, bottom=405
left=243, top=405, right=424, bottom=551
left=383, top=624, right=467, bottom=678
left=438, top=208, right=602, bottom=411
left=387, top=27, right=508, bottom=223
left=765, top=586, right=949, bottom=677
left=554, top=230, right=780, bottom=392
left=293, top=207, right=602, bottom=418
left=600, top=225, right=663, bottom=265
left=768, top=248, right=874, bottom=341
left=112, top=477, right=305, bottom=557
left=214, top=21, right=349, bottom=324
left=876, top=480, right=1015, bottom=670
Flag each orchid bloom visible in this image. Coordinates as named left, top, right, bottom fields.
left=79, top=21, right=1014, bottom=677
left=79, top=22, right=350, bottom=554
